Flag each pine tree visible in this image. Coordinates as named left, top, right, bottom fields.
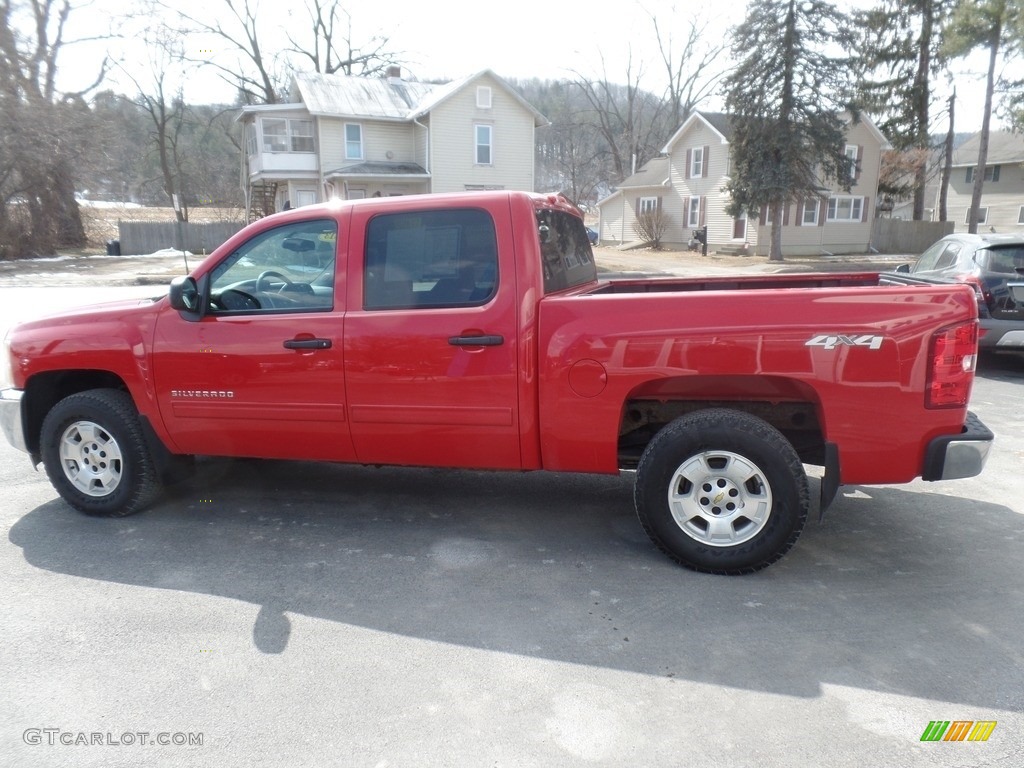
left=723, top=0, right=857, bottom=261
left=855, top=1, right=950, bottom=220
left=943, top=0, right=1023, bottom=233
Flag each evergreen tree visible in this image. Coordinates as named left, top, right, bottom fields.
left=855, top=0, right=950, bottom=220
left=723, top=0, right=857, bottom=261
left=943, top=0, right=1023, bottom=233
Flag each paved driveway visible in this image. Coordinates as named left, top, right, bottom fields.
left=1, top=277, right=1021, bottom=767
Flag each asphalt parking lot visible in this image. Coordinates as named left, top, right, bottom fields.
left=1, top=256, right=1022, bottom=767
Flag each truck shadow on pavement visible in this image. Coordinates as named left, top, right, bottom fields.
left=9, top=459, right=1024, bottom=708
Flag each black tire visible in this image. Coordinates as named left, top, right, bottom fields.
left=634, top=408, right=808, bottom=574
left=40, top=388, right=162, bottom=517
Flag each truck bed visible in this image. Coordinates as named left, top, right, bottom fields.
left=588, top=271, right=884, bottom=295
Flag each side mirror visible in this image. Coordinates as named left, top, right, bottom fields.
left=894, top=263, right=911, bottom=274
left=169, top=275, right=208, bottom=320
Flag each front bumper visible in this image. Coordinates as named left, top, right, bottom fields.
left=0, top=388, right=28, bottom=454
left=922, top=411, right=994, bottom=481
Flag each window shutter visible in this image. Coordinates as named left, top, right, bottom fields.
left=783, top=203, right=790, bottom=226
left=862, top=196, right=870, bottom=223
left=759, top=207, right=767, bottom=226
left=683, top=196, right=690, bottom=224
left=699, top=196, right=706, bottom=227
left=855, top=145, right=863, bottom=183
left=703, top=146, right=710, bottom=178
left=635, top=198, right=640, bottom=217
left=818, top=199, right=827, bottom=227
left=657, top=196, right=663, bottom=211
left=966, top=167, right=973, bottom=183
left=795, top=197, right=803, bottom=227
left=685, top=149, right=692, bottom=179
left=993, top=165, right=1000, bottom=182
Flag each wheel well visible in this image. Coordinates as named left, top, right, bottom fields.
left=618, top=398, right=825, bottom=470
left=23, top=370, right=129, bottom=456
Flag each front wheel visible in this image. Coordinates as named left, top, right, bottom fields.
left=634, top=409, right=809, bottom=574
left=40, top=389, right=162, bottom=517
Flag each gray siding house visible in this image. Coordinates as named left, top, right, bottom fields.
left=238, top=68, right=547, bottom=217
left=944, top=130, right=1024, bottom=233
left=597, top=111, right=889, bottom=256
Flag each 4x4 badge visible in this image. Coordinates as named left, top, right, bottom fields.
left=805, top=334, right=884, bottom=350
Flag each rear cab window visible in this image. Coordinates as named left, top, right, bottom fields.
left=536, top=208, right=597, bottom=293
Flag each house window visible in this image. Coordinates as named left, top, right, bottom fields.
left=261, top=118, right=314, bottom=153
left=476, top=86, right=492, bottom=109
left=475, top=124, right=493, bottom=165
left=291, top=120, right=314, bottom=152
left=802, top=199, right=819, bottom=225
left=687, top=197, right=701, bottom=227
left=964, top=207, right=989, bottom=225
left=639, top=197, right=658, bottom=214
left=845, top=144, right=858, bottom=181
left=246, top=124, right=258, bottom=156
left=966, top=165, right=1000, bottom=183
left=345, top=124, right=363, bottom=160
left=827, top=195, right=864, bottom=222
left=262, top=119, right=289, bottom=152
left=690, top=147, right=704, bottom=178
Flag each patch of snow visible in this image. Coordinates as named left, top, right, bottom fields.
left=76, top=198, right=144, bottom=208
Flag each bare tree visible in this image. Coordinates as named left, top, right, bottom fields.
left=118, top=32, right=191, bottom=222
left=159, top=0, right=285, bottom=104
left=161, top=0, right=400, bottom=105
left=286, top=1, right=397, bottom=77
left=573, top=52, right=671, bottom=185
left=633, top=208, right=671, bottom=249
left=0, top=0, right=108, bottom=257
left=650, top=13, right=727, bottom=128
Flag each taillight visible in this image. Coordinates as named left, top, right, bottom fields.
left=926, top=321, right=978, bottom=409
left=959, top=274, right=991, bottom=315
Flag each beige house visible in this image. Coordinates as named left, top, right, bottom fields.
left=944, top=130, right=1024, bottom=233
left=238, top=68, right=547, bottom=217
left=597, top=111, right=889, bottom=256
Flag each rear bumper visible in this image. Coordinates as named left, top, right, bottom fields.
left=979, top=318, right=1024, bottom=351
left=922, top=411, right=994, bottom=481
left=0, top=388, right=28, bottom=454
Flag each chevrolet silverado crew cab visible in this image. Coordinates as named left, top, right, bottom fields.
left=0, top=191, right=994, bottom=574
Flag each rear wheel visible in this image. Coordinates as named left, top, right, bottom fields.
left=40, top=389, right=162, bottom=517
left=634, top=409, right=808, bottom=574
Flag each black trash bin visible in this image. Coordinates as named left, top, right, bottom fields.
left=106, top=239, right=121, bottom=256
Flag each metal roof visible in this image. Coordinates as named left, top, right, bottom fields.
left=325, top=161, right=429, bottom=178
left=292, top=72, right=439, bottom=119
left=616, top=156, right=671, bottom=188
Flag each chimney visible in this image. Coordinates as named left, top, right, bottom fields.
left=387, top=66, right=402, bottom=84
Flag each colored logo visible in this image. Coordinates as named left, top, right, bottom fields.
left=920, top=720, right=997, bottom=742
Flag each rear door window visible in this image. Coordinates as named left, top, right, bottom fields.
left=363, top=208, right=498, bottom=310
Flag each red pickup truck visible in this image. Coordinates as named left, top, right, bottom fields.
left=0, top=191, right=994, bottom=574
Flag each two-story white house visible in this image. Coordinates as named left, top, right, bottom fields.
left=597, top=110, right=889, bottom=256
left=238, top=67, right=548, bottom=217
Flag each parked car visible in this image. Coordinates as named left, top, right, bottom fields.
left=892, top=233, right=1024, bottom=356
left=585, top=226, right=598, bottom=245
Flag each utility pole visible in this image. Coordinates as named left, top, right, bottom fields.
left=938, top=90, right=955, bottom=223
